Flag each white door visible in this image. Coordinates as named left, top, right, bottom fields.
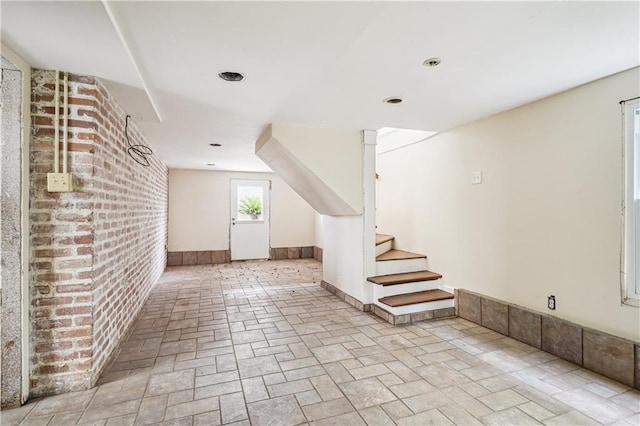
left=230, top=179, right=270, bottom=260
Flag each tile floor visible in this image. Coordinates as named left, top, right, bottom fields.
left=2, top=259, right=640, bottom=425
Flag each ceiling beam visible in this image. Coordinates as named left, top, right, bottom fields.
left=101, top=0, right=163, bottom=123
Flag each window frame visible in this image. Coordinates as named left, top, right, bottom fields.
left=622, top=99, right=640, bottom=306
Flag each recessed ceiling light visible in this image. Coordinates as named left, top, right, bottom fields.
left=209, top=143, right=222, bottom=147
left=218, top=71, right=245, bottom=82
left=383, top=97, right=404, bottom=105
left=423, top=57, right=441, bottom=67
left=207, top=163, right=216, bottom=166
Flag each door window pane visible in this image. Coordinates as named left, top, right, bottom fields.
left=237, top=186, right=263, bottom=221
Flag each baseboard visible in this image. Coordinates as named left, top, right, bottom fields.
left=456, top=288, right=640, bottom=391
left=167, top=250, right=230, bottom=266
left=167, top=246, right=323, bottom=266
left=321, top=280, right=371, bottom=312
left=370, top=303, right=455, bottom=325
left=269, top=246, right=315, bottom=260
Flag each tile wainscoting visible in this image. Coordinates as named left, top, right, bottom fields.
left=320, top=280, right=371, bottom=312
left=167, top=247, right=323, bottom=266
left=456, top=288, right=640, bottom=390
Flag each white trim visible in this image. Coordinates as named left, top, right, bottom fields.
left=622, top=99, right=640, bottom=307
left=1, top=43, right=32, bottom=403
left=362, top=130, right=377, bottom=304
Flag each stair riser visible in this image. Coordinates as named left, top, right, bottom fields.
left=373, top=280, right=443, bottom=298
left=375, top=298, right=454, bottom=316
left=375, top=240, right=393, bottom=257
left=376, top=258, right=428, bottom=275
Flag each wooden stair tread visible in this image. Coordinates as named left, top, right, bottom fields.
left=376, top=234, right=394, bottom=246
left=367, top=270, right=442, bottom=286
left=376, top=249, right=426, bottom=261
left=379, top=289, right=453, bottom=308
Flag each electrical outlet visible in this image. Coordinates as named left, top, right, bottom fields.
left=471, top=171, right=483, bottom=184
left=547, top=295, right=556, bottom=310
left=47, top=173, right=73, bottom=192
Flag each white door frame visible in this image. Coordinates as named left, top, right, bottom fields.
left=229, top=179, right=271, bottom=260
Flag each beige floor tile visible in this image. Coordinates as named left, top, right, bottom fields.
left=554, top=388, right=633, bottom=424
left=479, top=388, right=529, bottom=411
left=309, top=411, right=366, bottom=426
left=301, top=397, right=355, bottom=421
left=283, top=365, right=327, bottom=381
left=389, top=379, right=436, bottom=398
left=349, top=364, right=392, bottom=380
left=15, top=416, right=53, bottom=426
left=28, top=388, right=96, bottom=417
left=80, top=399, right=141, bottom=423
left=193, top=380, right=242, bottom=400
left=136, top=395, right=168, bottom=425
left=195, top=371, right=239, bottom=388
left=358, top=405, right=395, bottom=426
left=220, top=391, right=248, bottom=423
left=267, top=378, right=313, bottom=398
left=49, top=411, right=84, bottom=425
left=482, top=407, right=541, bottom=425
left=295, top=389, right=322, bottom=406
left=146, top=370, right=194, bottom=396
left=164, top=396, right=219, bottom=420
left=193, top=410, right=221, bottom=426
left=518, top=401, right=556, bottom=421
left=247, top=395, right=306, bottom=426
left=396, top=408, right=454, bottom=426
left=237, top=354, right=281, bottom=378
left=542, top=410, right=602, bottom=425
left=311, top=344, right=354, bottom=363
left=105, top=413, right=136, bottom=425
left=339, top=378, right=397, bottom=409
left=4, top=260, right=637, bottom=426
left=402, top=389, right=452, bottom=414
left=438, top=403, right=484, bottom=426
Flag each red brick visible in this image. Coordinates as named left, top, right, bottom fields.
left=68, top=97, right=97, bottom=107
left=56, top=328, right=91, bottom=339
left=34, top=341, right=73, bottom=353
left=68, top=143, right=93, bottom=152
left=74, top=316, right=93, bottom=326
left=35, top=318, right=73, bottom=330
left=35, top=249, right=73, bottom=258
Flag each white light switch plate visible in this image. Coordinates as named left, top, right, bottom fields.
left=471, top=171, right=483, bottom=184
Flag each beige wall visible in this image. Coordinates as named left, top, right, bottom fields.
left=314, top=213, right=324, bottom=249
left=168, top=169, right=316, bottom=251
left=257, top=124, right=363, bottom=215
left=377, top=67, right=640, bottom=341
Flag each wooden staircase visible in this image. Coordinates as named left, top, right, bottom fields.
left=369, top=234, right=455, bottom=324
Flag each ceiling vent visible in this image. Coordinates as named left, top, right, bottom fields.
left=423, top=57, right=441, bottom=67
left=218, top=71, right=245, bottom=82
left=383, top=97, right=404, bottom=105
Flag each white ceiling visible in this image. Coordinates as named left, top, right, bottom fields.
left=2, top=1, right=639, bottom=172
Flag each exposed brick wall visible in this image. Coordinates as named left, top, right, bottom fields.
left=90, top=80, right=168, bottom=378
left=29, top=70, right=168, bottom=396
